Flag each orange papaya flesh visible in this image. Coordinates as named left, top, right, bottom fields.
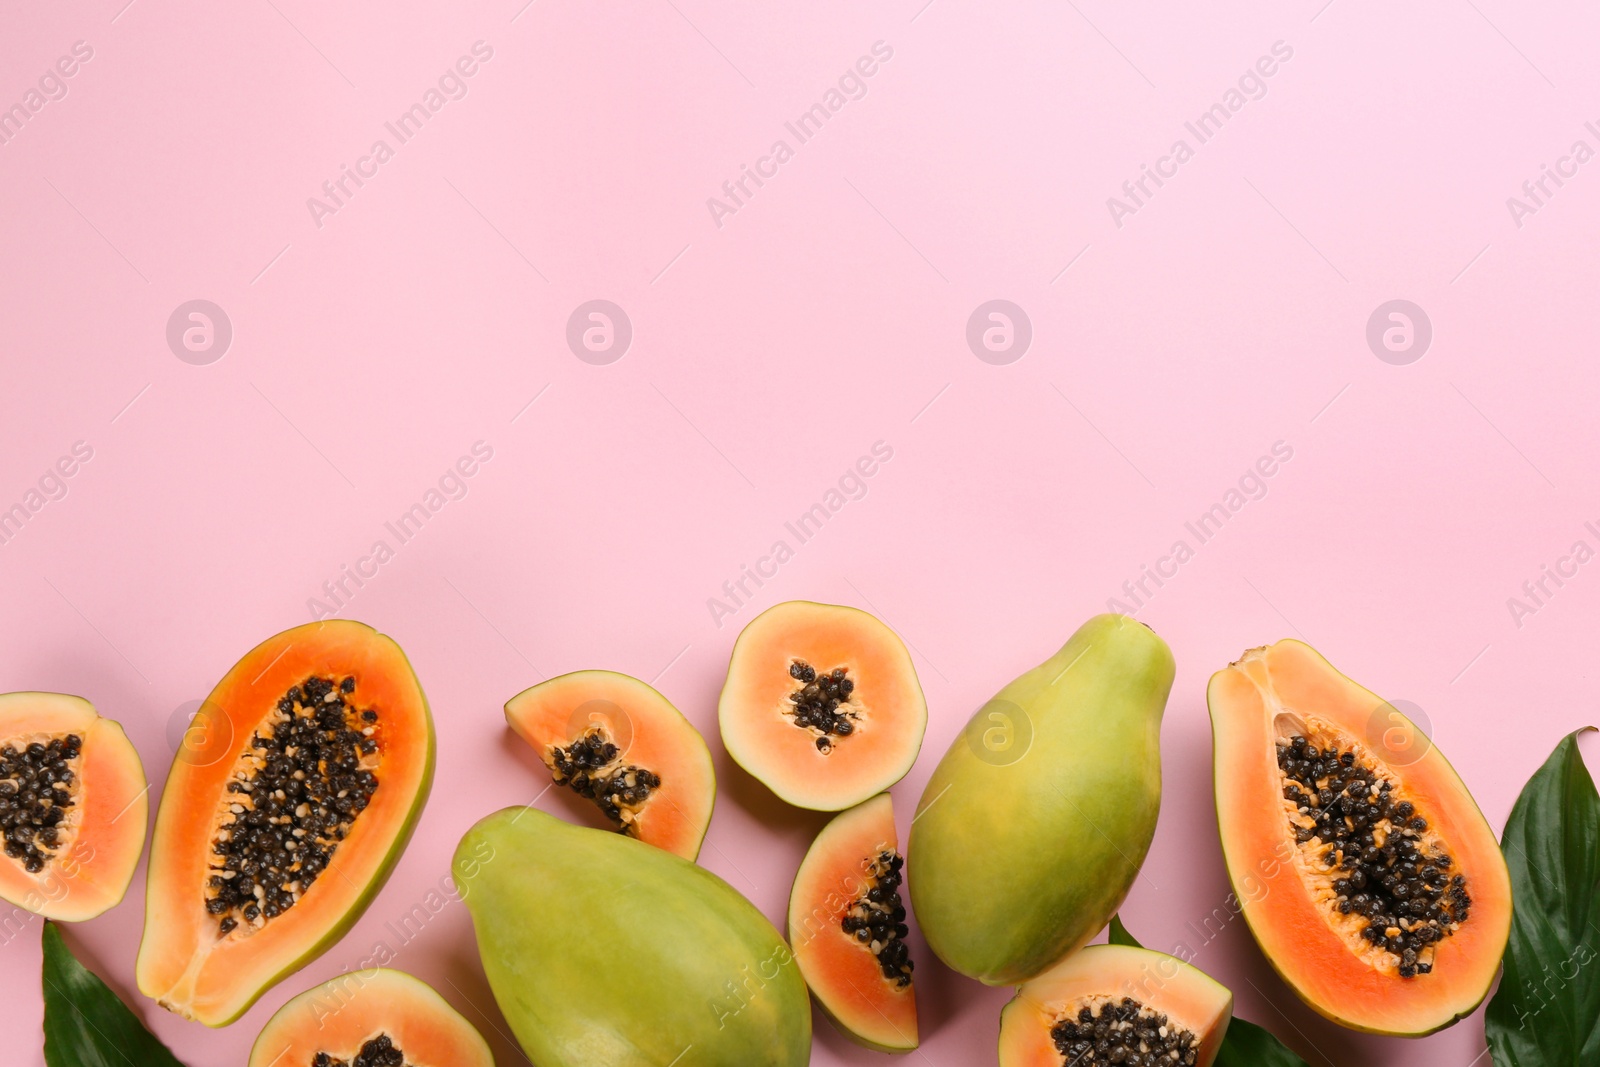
left=788, top=793, right=917, bottom=1052
left=1208, top=640, right=1511, bottom=1036
left=505, top=670, right=715, bottom=861
left=720, top=601, right=927, bottom=811
left=999, top=945, right=1232, bottom=1067
left=247, top=968, right=492, bottom=1067
left=0, top=692, right=147, bottom=921
left=138, top=620, right=434, bottom=1026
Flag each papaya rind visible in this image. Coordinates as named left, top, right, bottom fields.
left=909, top=614, right=1173, bottom=985
left=455, top=805, right=812, bottom=1067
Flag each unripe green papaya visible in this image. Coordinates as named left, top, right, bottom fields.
left=907, top=614, right=1173, bottom=985
left=453, top=807, right=811, bottom=1067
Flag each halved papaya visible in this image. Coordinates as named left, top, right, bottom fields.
left=720, top=601, right=926, bottom=811
left=999, top=944, right=1232, bottom=1067
left=248, top=967, right=492, bottom=1067
left=1208, top=640, right=1512, bottom=1036
left=505, top=670, right=715, bottom=860
left=137, top=620, right=435, bottom=1027
left=788, top=793, right=916, bottom=1052
left=0, top=692, right=146, bottom=921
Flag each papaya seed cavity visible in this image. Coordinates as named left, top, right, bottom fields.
left=841, top=849, right=913, bottom=987
left=208, top=675, right=381, bottom=937
left=311, top=1033, right=409, bottom=1067
left=1277, top=729, right=1471, bottom=979
left=0, top=733, right=82, bottom=874
left=548, top=728, right=661, bottom=831
left=788, top=661, right=858, bottom=752
left=1050, top=996, right=1200, bottom=1066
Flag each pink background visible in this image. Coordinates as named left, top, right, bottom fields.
left=3, top=1, right=1599, bottom=1064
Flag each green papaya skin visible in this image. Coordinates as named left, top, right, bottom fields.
left=454, top=807, right=811, bottom=1067
left=907, top=614, right=1173, bottom=986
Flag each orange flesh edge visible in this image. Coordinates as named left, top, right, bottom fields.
left=999, top=945, right=1231, bottom=1067
left=789, top=793, right=917, bottom=1049
left=248, top=968, right=492, bottom=1067
left=1210, top=640, right=1512, bottom=1034
left=721, top=602, right=926, bottom=809
left=504, top=670, right=713, bottom=861
left=0, top=694, right=147, bottom=921
left=139, top=621, right=432, bottom=1025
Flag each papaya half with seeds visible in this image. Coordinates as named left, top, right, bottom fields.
left=720, top=600, right=927, bottom=811
left=248, top=968, right=492, bottom=1067
left=505, top=670, right=715, bottom=860
left=1208, top=639, right=1511, bottom=1036
left=788, top=793, right=916, bottom=1052
left=455, top=806, right=811, bottom=1067
left=999, top=945, right=1232, bottom=1067
left=0, top=692, right=147, bottom=921
left=909, top=614, right=1173, bottom=985
left=138, top=620, right=435, bottom=1027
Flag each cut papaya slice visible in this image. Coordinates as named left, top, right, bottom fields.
left=137, top=620, right=435, bottom=1026
left=1208, top=640, right=1512, bottom=1035
left=505, top=670, right=715, bottom=860
left=789, top=793, right=917, bottom=1052
left=0, top=692, right=146, bottom=921
left=999, top=944, right=1232, bottom=1067
left=248, top=968, right=492, bottom=1067
left=720, top=601, right=927, bottom=811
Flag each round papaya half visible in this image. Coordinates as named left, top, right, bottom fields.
left=788, top=793, right=917, bottom=1052
left=0, top=692, right=147, bottom=921
left=248, top=967, right=492, bottom=1067
left=720, top=601, right=927, bottom=811
left=1208, top=639, right=1512, bottom=1036
left=137, top=620, right=435, bottom=1027
left=999, top=944, right=1232, bottom=1067
left=505, top=670, right=715, bottom=860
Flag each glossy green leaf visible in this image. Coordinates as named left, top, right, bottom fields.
left=1486, top=729, right=1600, bottom=1067
left=41, top=921, right=188, bottom=1067
left=1108, top=913, right=1139, bottom=947
left=1212, top=1017, right=1310, bottom=1067
left=1109, top=914, right=1308, bottom=1067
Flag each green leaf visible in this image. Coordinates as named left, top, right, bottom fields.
left=1109, top=914, right=1308, bottom=1067
left=41, top=921, right=188, bottom=1067
left=1213, top=1017, right=1310, bottom=1067
left=1486, top=728, right=1600, bottom=1067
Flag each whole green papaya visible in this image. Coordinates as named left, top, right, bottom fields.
left=454, top=807, right=811, bottom=1067
left=907, top=614, right=1173, bottom=985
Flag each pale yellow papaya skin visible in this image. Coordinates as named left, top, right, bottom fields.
left=454, top=807, right=811, bottom=1067
left=907, top=614, right=1173, bottom=986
